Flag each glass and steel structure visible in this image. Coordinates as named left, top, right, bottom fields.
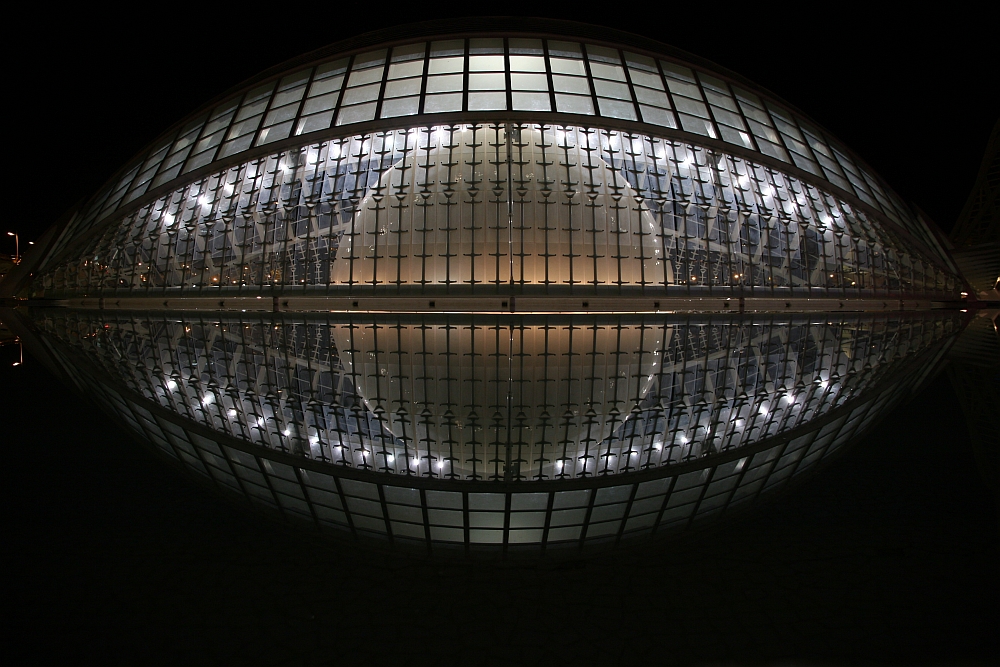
left=1, top=19, right=976, bottom=555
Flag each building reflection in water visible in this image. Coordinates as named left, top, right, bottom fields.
left=6, top=307, right=964, bottom=553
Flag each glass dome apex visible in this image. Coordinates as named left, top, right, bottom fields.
left=39, top=18, right=953, bottom=276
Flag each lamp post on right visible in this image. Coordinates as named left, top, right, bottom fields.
left=6, top=232, right=17, bottom=264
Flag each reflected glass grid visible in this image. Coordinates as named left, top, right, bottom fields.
left=23, top=307, right=962, bottom=548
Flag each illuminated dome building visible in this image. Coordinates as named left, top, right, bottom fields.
left=1, top=19, right=976, bottom=555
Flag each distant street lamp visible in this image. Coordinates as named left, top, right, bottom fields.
left=11, top=338, right=23, bottom=367
left=6, top=231, right=18, bottom=264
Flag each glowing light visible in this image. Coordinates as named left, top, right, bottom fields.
left=166, top=380, right=177, bottom=391
left=227, top=409, right=238, bottom=418
left=282, top=428, right=291, bottom=436
left=201, top=395, right=214, bottom=406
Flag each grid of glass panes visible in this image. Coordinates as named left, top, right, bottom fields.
left=335, top=49, right=386, bottom=126
left=34, top=310, right=959, bottom=484
left=38, top=124, right=957, bottom=298
left=32, top=308, right=954, bottom=548
left=44, top=38, right=946, bottom=270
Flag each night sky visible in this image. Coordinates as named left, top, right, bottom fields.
left=3, top=8, right=997, bottom=666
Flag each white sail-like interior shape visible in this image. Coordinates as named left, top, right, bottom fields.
left=333, top=126, right=670, bottom=288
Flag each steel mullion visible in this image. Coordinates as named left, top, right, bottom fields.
left=287, top=66, right=319, bottom=142
left=539, top=491, right=555, bottom=551
left=576, top=487, right=596, bottom=550
left=373, top=47, right=393, bottom=121
left=578, top=43, right=602, bottom=120
left=376, top=482, right=394, bottom=544
left=648, top=473, right=679, bottom=542
left=332, top=474, right=358, bottom=539
left=417, top=41, right=431, bottom=115
left=720, top=79, right=762, bottom=154
left=203, top=91, right=252, bottom=172
left=248, top=80, right=281, bottom=150
left=652, top=57, right=682, bottom=132
left=541, top=39, right=558, bottom=113
left=716, top=453, right=752, bottom=517
left=462, top=38, right=470, bottom=113
left=617, top=49, right=644, bottom=124
left=135, top=130, right=184, bottom=201
left=503, top=38, right=513, bottom=112
left=683, top=463, right=718, bottom=530
left=330, top=54, right=357, bottom=128
left=690, top=71, right=725, bottom=146
left=613, top=482, right=640, bottom=546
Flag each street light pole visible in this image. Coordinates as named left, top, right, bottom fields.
left=6, top=231, right=18, bottom=264
left=12, top=338, right=23, bottom=367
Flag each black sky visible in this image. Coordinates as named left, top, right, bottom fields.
left=3, top=6, right=997, bottom=665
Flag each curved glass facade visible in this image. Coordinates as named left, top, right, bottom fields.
left=39, top=36, right=954, bottom=280
left=38, top=124, right=954, bottom=298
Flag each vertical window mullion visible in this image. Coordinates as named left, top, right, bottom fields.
left=722, top=79, right=762, bottom=154
left=140, top=131, right=182, bottom=196
left=331, top=54, right=357, bottom=127
left=690, top=73, right=725, bottom=143
left=578, top=43, right=602, bottom=118
left=542, top=39, right=558, bottom=113
left=373, top=47, right=393, bottom=120
left=653, top=58, right=681, bottom=130
left=249, top=81, right=280, bottom=148
left=462, top=38, right=470, bottom=112
left=503, top=38, right=513, bottom=112
left=287, top=67, right=318, bottom=138
left=618, top=48, right=643, bottom=124
left=183, top=93, right=247, bottom=175
left=418, top=41, right=431, bottom=115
